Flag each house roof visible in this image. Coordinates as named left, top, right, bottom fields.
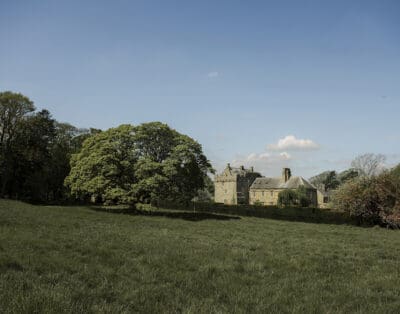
left=250, top=176, right=316, bottom=190
left=220, top=164, right=260, bottom=177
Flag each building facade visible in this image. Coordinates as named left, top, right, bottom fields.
left=215, top=166, right=318, bottom=207
left=214, top=164, right=261, bottom=205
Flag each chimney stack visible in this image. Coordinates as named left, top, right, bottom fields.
left=282, top=168, right=291, bottom=182
left=250, top=166, right=254, bottom=172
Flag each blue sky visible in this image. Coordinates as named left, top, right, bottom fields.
left=1, top=0, right=399, bottom=177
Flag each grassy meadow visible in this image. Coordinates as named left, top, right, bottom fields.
left=1, top=199, right=400, bottom=313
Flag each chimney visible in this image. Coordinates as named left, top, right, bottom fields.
left=240, top=165, right=245, bottom=170
left=250, top=166, right=254, bottom=172
left=282, top=168, right=291, bottom=182
left=227, top=163, right=231, bottom=169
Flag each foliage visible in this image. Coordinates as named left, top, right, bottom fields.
left=309, top=170, right=340, bottom=191
left=193, top=175, right=214, bottom=202
left=391, top=163, right=400, bottom=180
left=65, top=122, right=213, bottom=205
left=65, top=125, right=137, bottom=205
left=0, top=91, right=35, bottom=197
left=277, top=189, right=299, bottom=207
left=337, top=168, right=359, bottom=184
left=0, top=91, right=94, bottom=203
left=333, top=171, right=399, bottom=225
left=297, top=186, right=311, bottom=207
left=253, top=200, right=264, bottom=206
left=277, top=187, right=312, bottom=207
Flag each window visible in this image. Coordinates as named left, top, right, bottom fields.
left=262, top=191, right=264, bottom=196
left=270, top=191, right=273, bottom=197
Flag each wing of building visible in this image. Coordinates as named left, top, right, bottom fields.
left=249, top=168, right=318, bottom=206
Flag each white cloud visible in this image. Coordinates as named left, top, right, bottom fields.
left=280, top=152, right=291, bottom=160
left=231, top=151, right=292, bottom=175
left=267, top=135, right=319, bottom=151
left=207, top=71, right=219, bottom=78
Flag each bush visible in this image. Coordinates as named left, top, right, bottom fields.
left=297, top=186, right=311, bottom=207
left=277, top=187, right=311, bottom=207
left=277, top=190, right=299, bottom=207
left=333, top=171, right=399, bottom=225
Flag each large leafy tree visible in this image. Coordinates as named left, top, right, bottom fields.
left=65, top=124, right=137, bottom=204
left=65, top=122, right=213, bottom=205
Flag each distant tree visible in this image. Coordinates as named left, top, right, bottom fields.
left=11, top=109, right=57, bottom=200
left=337, top=168, right=359, bottom=184
left=351, top=153, right=386, bottom=177
left=309, top=171, right=340, bottom=191
left=0, top=91, right=35, bottom=196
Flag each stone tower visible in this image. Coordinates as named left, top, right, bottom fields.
left=214, top=164, right=261, bottom=205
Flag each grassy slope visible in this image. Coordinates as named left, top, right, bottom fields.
left=1, top=200, right=400, bottom=313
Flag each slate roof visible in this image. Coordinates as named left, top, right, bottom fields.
left=250, top=176, right=316, bottom=190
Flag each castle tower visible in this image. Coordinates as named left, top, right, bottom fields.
left=214, top=164, right=261, bottom=205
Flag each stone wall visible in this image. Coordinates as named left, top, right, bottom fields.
left=250, top=188, right=318, bottom=207
left=214, top=165, right=260, bottom=205
left=214, top=177, right=237, bottom=205
left=249, top=189, right=283, bottom=205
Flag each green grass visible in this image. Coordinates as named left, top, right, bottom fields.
left=1, top=199, right=400, bottom=313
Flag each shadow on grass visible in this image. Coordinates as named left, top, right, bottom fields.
left=161, top=206, right=359, bottom=227
left=90, top=206, right=241, bottom=222
left=152, top=201, right=364, bottom=227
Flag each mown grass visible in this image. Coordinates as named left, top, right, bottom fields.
left=1, top=199, right=400, bottom=313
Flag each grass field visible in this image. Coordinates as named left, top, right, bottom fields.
left=1, top=199, right=400, bottom=313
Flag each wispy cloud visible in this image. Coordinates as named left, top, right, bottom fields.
left=207, top=71, right=219, bottom=78
left=267, top=135, right=319, bottom=151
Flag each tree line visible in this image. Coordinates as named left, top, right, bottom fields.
left=0, top=91, right=214, bottom=205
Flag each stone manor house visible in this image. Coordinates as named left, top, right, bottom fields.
left=214, top=164, right=318, bottom=207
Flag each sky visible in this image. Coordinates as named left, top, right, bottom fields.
left=1, top=0, right=399, bottom=178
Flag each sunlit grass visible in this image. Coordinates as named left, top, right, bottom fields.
left=1, top=199, right=399, bottom=313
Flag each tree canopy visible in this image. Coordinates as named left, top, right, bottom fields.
left=65, top=122, right=214, bottom=205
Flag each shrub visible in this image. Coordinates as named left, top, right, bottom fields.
left=333, top=171, right=399, bottom=225
left=253, top=200, right=264, bottom=206
left=277, top=190, right=298, bottom=207
left=277, top=187, right=312, bottom=207
left=297, top=186, right=311, bottom=207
